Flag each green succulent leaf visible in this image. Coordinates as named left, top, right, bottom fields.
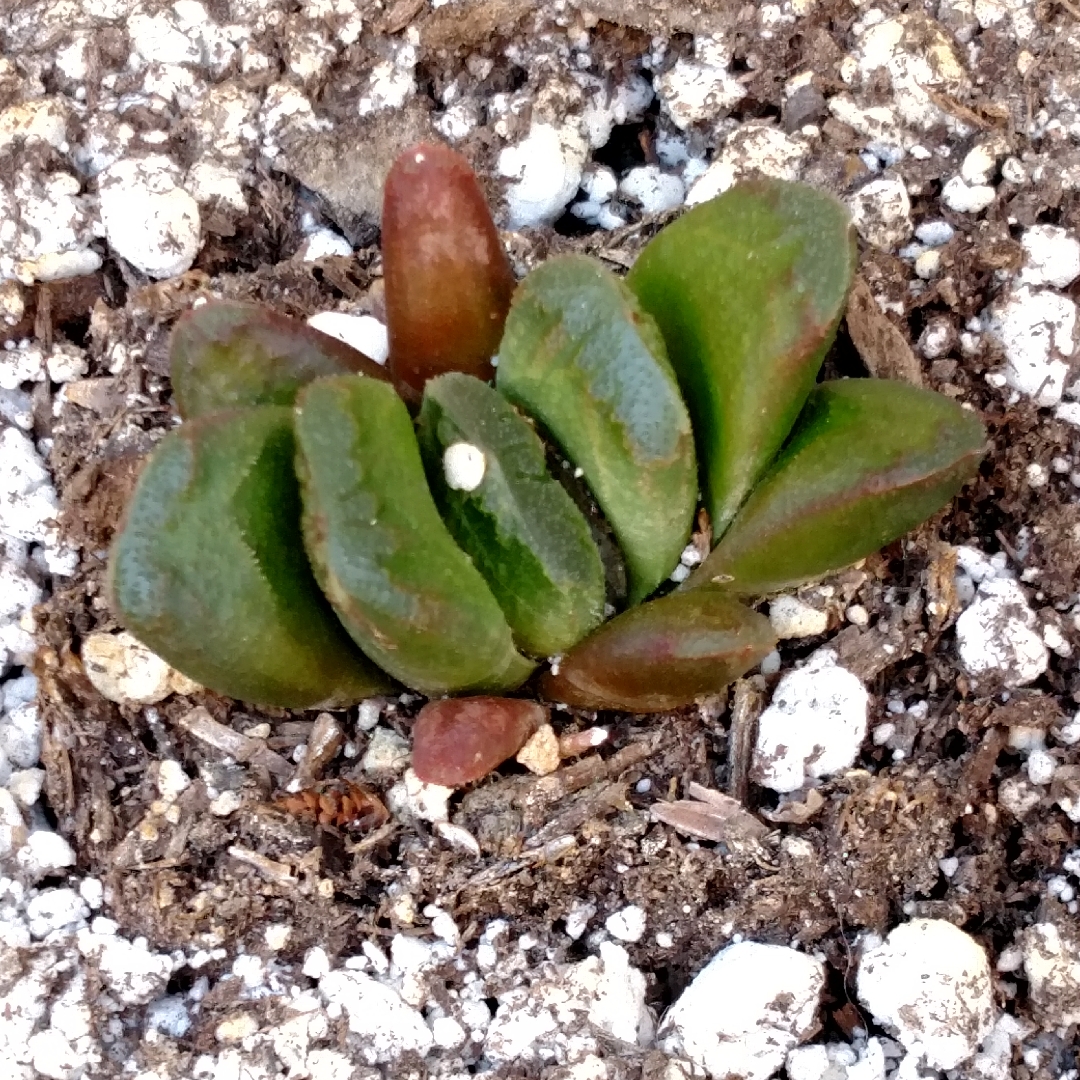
left=627, top=178, right=857, bottom=537
left=171, top=300, right=389, bottom=420
left=496, top=254, right=697, bottom=605
left=540, top=587, right=776, bottom=713
left=686, top=379, right=987, bottom=596
left=383, top=143, right=517, bottom=403
left=108, top=407, right=391, bottom=708
left=294, top=374, right=535, bottom=696
left=417, top=373, right=605, bottom=657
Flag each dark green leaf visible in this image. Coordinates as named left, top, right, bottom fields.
left=686, top=379, right=987, bottom=595
left=171, top=300, right=388, bottom=420
left=417, top=373, right=605, bottom=657
left=497, top=254, right=697, bottom=604
left=540, top=588, right=776, bottom=713
left=108, top=407, right=391, bottom=708
left=628, top=178, right=857, bottom=537
left=294, top=374, right=535, bottom=695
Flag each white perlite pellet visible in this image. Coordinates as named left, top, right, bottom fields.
left=660, top=941, right=824, bottom=1080
left=442, top=442, right=486, bottom=492
left=956, top=577, right=1048, bottom=687
left=753, top=650, right=869, bottom=793
left=306, top=312, right=388, bottom=364
left=857, top=919, right=993, bottom=1071
left=98, top=156, right=201, bottom=278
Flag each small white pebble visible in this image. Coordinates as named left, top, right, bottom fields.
left=605, top=904, right=646, bottom=943
left=846, top=604, right=869, bottom=627
left=1027, top=749, right=1056, bottom=786
left=769, top=596, right=828, bottom=639
left=915, top=220, right=955, bottom=247
left=759, top=650, right=782, bottom=676
left=302, top=946, right=330, bottom=979
left=264, top=924, right=291, bottom=951
left=872, top=722, right=895, bottom=746
left=443, top=442, right=486, bottom=492
left=306, top=312, right=389, bottom=364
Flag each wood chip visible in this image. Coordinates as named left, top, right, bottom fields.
left=651, top=782, right=770, bottom=845
left=827, top=620, right=925, bottom=682
left=294, top=712, right=344, bottom=783
left=228, top=845, right=297, bottom=887
left=177, top=706, right=292, bottom=778
left=760, top=787, right=826, bottom=824
left=845, top=276, right=925, bottom=386
left=727, top=679, right=763, bottom=804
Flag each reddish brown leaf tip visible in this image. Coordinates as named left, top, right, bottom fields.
left=383, top=142, right=516, bottom=401
left=411, top=696, right=546, bottom=786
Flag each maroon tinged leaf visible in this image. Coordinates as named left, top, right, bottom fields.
left=170, top=300, right=389, bottom=419
left=686, top=379, right=987, bottom=595
left=412, top=697, right=547, bottom=786
left=383, top=142, right=516, bottom=403
left=540, top=589, right=776, bottom=713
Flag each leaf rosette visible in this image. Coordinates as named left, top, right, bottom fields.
left=108, top=149, right=986, bottom=778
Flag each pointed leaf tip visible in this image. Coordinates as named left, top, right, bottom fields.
left=687, top=379, right=987, bottom=595
left=541, top=588, right=776, bottom=713
left=383, top=142, right=516, bottom=401
left=628, top=178, right=857, bottom=538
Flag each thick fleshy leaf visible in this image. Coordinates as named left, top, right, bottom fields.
left=417, top=373, right=605, bottom=657
left=171, top=300, right=388, bottom=420
left=686, top=379, right=987, bottom=595
left=108, top=407, right=391, bottom=708
left=383, top=142, right=516, bottom=402
left=412, top=697, right=546, bottom=786
left=497, top=254, right=697, bottom=604
left=294, top=375, right=535, bottom=695
left=540, top=588, right=776, bottom=713
left=627, top=178, right=857, bottom=537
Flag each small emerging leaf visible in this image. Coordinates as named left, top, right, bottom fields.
left=383, top=142, right=516, bottom=402
left=540, top=588, right=776, bottom=713
left=417, top=373, right=605, bottom=657
left=628, top=179, right=857, bottom=537
left=497, top=254, right=697, bottom=604
left=412, top=697, right=546, bottom=786
left=686, top=379, right=987, bottom=595
left=171, top=300, right=388, bottom=420
left=108, top=407, right=391, bottom=708
left=294, top=375, right=535, bottom=696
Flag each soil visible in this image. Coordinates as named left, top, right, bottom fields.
left=12, top=0, right=1080, bottom=1074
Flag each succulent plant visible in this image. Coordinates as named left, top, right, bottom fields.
left=108, top=143, right=986, bottom=781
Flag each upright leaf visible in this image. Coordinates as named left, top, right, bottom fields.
left=497, top=254, right=697, bottom=604
left=418, top=373, right=605, bottom=657
left=294, top=375, right=535, bottom=696
left=171, top=300, right=388, bottom=419
left=541, top=588, right=776, bottom=713
left=628, top=178, right=857, bottom=537
left=109, top=407, right=391, bottom=708
left=686, top=379, right=986, bottom=595
left=383, top=142, right=516, bottom=402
